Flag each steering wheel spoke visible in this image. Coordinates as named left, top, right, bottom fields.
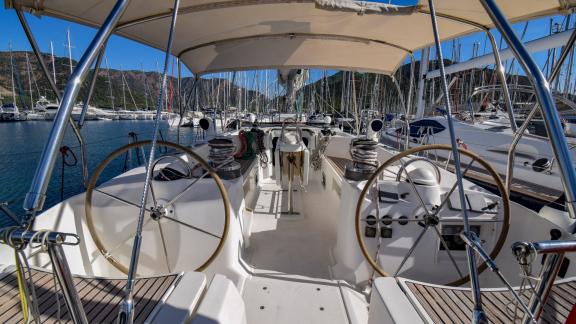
left=86, top=140, right=230, bottom=275
left=163, top=215, right=222, bottom=240
left=394, top=225, right=429, bottom=277
left=157, top=221, right=171, bottom=273
left=435, top=157, right=477, bottom=216
left=93, top=188, right=145, bottom=210
left=432, top=225, right=464, bottom=278
left=356, top=144, right=510, bottom=286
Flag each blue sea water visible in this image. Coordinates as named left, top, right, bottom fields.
left=0, top=120, right=198, bottom=225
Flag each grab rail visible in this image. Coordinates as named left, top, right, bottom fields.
left=0, top=228, right=86, bottom=324
left=512, top=240, right=576, bottom=323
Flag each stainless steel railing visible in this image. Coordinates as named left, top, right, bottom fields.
left=512, top=240, right=576, bottom=323
left=0, top=228, right=87, bottom=324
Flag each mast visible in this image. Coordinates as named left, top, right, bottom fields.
left=104, top=56, right=115, bottom=110
left=9, top=42, right=16, bottom=105
left=66, top=28, right=73, bottom=75
left=50, top=41, right=57, bottom=102
left=121, top=65, right=127, bottom=109
left=265, top=70, right=269, bottom=115
left=141, top=63, right=149, bottom=110
left=25, top=52, right=34, bottom=109
left=415, top=47, right=430, bottom=119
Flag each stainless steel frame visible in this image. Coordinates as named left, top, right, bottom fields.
left=427, top=0, right=487, bottom=322
left=117, top=1, right=181, bottom=323
left=486, top=30, right=517, bottom=132
left=503, top=27, right=576, bottom=196
left=16, top=9, right=90, bottom=192
left=512, top=240, right=576, bottom=323
left=0, top=229, right=86, bottom=323
left=22, top=0, right=132, bottom=216
left=48, top=244, right=89, bottom=324
left=80, top=47, right=106, bottom=127
left=479, top=0, right=576, bottom=220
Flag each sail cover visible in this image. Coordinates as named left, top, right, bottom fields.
left=6, top=0, right=576, bottom=75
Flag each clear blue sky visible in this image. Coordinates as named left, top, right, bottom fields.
left=0, top=3, right=570, bottom=90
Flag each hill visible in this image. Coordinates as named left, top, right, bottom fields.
left=0, top=51, right=264, bottom=111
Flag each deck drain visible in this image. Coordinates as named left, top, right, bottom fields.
left=320, top=307, right=325, bottom=311
left=316, top=288, right=321, bottom=291
left=260, top=306, right=265, bottom=310
left=263, top=286, right=268, bottom=290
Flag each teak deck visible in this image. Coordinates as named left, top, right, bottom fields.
left=326, top=156, right=350, bottom=177
left=404, top=279, right=576, bottom=324
left=0, top=268, right=178, bottom=323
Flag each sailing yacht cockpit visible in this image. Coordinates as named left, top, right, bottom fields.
left=2, top=0, right=576, bottom=323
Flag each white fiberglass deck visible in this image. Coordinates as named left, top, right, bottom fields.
left=246, top=179, right=337, bottom=278
left=241, top=175, right=367, bottom=324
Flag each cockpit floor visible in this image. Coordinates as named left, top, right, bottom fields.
left=242, top=275, right=351, bottom=324
left=245, top=176, right=339, bottom=279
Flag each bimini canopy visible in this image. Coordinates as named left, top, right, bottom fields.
left=6, top=0, right=576, bottom=75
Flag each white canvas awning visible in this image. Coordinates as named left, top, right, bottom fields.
left=6, top=0, right=576, bottom=75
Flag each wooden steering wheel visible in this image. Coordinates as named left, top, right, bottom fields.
left=355, top=144, right=510, bottom=286
left=85, top=140, right=230, bottom=275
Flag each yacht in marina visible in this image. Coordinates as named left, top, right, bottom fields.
left=0, top=102, right=23, bottom=121
left=44, top=105, right=105, bottom=121
left=116, top=109, right=138, bottom=120
left=381, top=88, right=576, bottom=202
left=1, top=1, right=576, bottom=324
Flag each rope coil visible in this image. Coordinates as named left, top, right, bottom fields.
left=208, top=137, right=235, bottom=167
left=350, top=138, right=378, bottom=169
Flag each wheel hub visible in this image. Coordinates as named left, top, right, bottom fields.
left=423, top=214, right=440, bottom=226
left=150, top=200, right=174, bottom=221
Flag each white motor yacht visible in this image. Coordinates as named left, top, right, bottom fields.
left=0, top=103, right=23, bottom=121
left=116, top=109, right=138, bottom=120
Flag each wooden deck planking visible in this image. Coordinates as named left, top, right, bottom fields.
left=0, top=269, right=177, bottom=323
left=405, top=279, right=576, bottom=323
left=326, top=156, right=350, bottom=177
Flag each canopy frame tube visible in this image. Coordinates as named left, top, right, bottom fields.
left=503, top=27, right=576, bottom=200
left=427, top=0, right=487, bottom=322
left=117, top=0, right=181, bottom=322
left=479, top=0, right=576, bottom=220
left=80, top=46, right=106, bottom=127
left=21, top=0, right=132, bottom=218
left=15, top=8, right=90, bottom=193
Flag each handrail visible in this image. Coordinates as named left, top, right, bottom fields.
left=466, top=85, right=576, bottom=120
left=512, top=240, right=576, bottom=323
left=0, top=228, right=87, bottom=324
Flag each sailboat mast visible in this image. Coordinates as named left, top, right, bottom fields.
left=141, top=63, right=149, bottom=110
left=104, top=56, right=115, bottom=110
left=121, top=65, right=127, bottom=109
left=25, top=52, right=33, bottom=110
left=66, top=28, right=73, bottom=75
left=50, top=41, right=57, bottom=100
left=9, top=42, right=16, bottom=105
